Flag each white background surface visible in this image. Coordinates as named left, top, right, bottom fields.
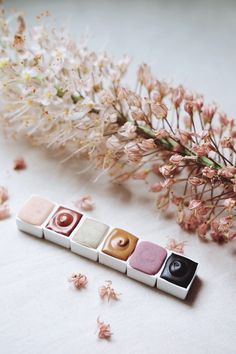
left=1, top=1, right=236, bottom=353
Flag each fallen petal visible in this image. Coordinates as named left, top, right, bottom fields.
left=73, top=196, right=94, bottom=211
left=0, top=204, right=11, bottom=220
left=13, top=157, right=27, bottom=170
left=97, top=317, right=113, bottom=340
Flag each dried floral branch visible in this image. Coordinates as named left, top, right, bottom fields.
left=68, top=273, right=88, bottom=289
left=0, top=7, right=236, bottom=242
left=99, top=280, right=121, bottom=302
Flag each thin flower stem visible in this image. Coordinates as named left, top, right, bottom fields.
left=210, top=136, right=233, bottom=166
left=208, top=207, right=226, bottom=223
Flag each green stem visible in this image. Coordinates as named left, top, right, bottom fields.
left=136, top=124, right=223, bottom=170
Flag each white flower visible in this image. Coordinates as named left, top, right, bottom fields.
left=118, top=122, right=136, bottom=139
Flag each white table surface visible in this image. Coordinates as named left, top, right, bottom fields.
left=1, top=1, right=236, bottom=353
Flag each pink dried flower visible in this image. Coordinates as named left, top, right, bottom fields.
left=127, top=93, right=142, bottom=108
left=184, top=101, right=194, bottom=115
left=0, top=187, right=9, bottom=204
left=218, top=167, right=236, bottom=179
left=161, top=178, right=173, bottom=189
left=197, top=222, right=209, bottom=240
left=99, top=280, right=121, bottom=302
left=131, top=108, right=146, bottom=121
left=0, top=204, right=10, bottom=220
left=196, top=206, right=209, bottom=216
left=74, top=196, right=94, bottom=211
left=210, top=216, right=233, bottom=242
left=189, top=200, right=202, bottom=210
left=151, top=102, right=168, bottom=119
left=219, top=112, right=229, bottom=126
left=13, top=157, right=27, bottom=170
left=192, top=143, right=214, bottom=156
left=171, top=86, right=184, bottom=108
left=97, top=317, right=112, bottom=340
left=210, top=218, right=231, bottom=242
left=171, top=195, right=184, bottom=206
left=220, top=137, right=234, bottom=149
left=118, top=122, right=137, bottom=139
left=138, top=139, right=156, bottom=152
left=182, top=213, right=199, bottom=231
left=159, top=164, right=176, bottom=177
left=177, top=129, right=192, bottom=144
left=202, top=167, right=216, bottom=179
left=169, top=154, right=183, bottom=165
left=218, top=216, right=233, bottom=233
left=156, top=80, right=170, bottom=99
left=188, top=177, right=205, bottom=186
left=194, top=97, right=204, bottom=111
left=124, top=143, right=142, bottom=162
left=68, top=273, right=88, bottom=289
left=201, top=104, right=217, bottom=124
left=137, top=63, right=152, bottom=87
left=166, top=238, right=186, bottom=254
left=224, top=198, right=236, bottom=211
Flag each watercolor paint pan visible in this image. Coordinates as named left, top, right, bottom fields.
left=16, top=195, right=199, bottom=300
left=16, top=195, right=58, bottom=238
left=70, top=217, right=110, bottom=261
left=43, top=205, right=84, bottom=248
left=98, top=228, right=139, bottom=273
left=156, top=252, right=198, bottom=299
left=127, top=240, right=168, bottom=287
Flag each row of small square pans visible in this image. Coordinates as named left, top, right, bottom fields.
left=16, top=197, right=198, bottom=300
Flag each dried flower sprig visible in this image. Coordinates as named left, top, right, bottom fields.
left=0, top=7, right=236, bottom=243
left=97, top=317, right=113, bottom=340
left=68, top=273, right=88, bottom=289
left=99, top=280, right=121, bottom=302
left=166, top=238, right=186, bottom=254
